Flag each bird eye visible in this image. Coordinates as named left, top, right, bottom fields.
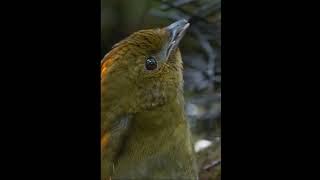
left=145, top=56, right=157, bottom=71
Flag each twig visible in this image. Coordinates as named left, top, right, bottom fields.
left=202, top=160, right=221, bottom=170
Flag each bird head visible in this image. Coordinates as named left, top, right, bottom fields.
left=101, top=19, right=190, bottom=114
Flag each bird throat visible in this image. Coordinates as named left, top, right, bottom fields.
left=131, top=93, right=186, bottom=135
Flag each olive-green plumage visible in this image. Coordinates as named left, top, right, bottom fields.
left=101, top=20, right=197, bottom=180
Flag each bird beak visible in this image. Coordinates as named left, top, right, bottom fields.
left=164, top=19, right=190, bottom=59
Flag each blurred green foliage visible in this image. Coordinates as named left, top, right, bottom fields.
left=101, top=0, right=165, bottom=56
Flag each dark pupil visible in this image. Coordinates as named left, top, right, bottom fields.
left=145, top=57, right=157, bottom=70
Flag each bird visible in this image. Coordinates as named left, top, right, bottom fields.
left=101, top=19, right=198, bottom=180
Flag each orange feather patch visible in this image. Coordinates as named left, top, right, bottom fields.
left=101, top=132, right=110, bottom=152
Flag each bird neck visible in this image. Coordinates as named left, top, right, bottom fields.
left=132, top=92, right=186, bottom=133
